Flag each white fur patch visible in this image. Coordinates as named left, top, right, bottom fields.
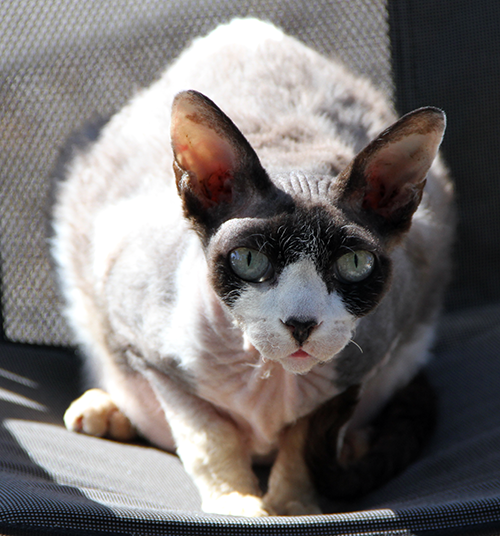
left=231, top=259, right=357, bottom=374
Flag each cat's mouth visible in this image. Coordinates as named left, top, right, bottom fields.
left=289, top=349, right=310, bottom=359
left=242, top=319, right=356, bottom=374
left=281, top=349, right=321, bottom=374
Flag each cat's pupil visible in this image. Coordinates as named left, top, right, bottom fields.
left=229, top=247, right=273, bottom=283
left=335, top=250, right=375, bottom=283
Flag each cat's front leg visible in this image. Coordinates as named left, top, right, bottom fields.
left=264, top=418, right=321, bottom=516
left=138, top=365, right=271, bottom=517
left=172, top=409, right=270, bottom=517
left=265, top=385, right=362, bottom=515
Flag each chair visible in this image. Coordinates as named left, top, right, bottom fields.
left=2, top=1, right=500, bottom=534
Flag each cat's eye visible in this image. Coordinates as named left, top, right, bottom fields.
left=335, top=250, right=375, bottom=283
left=229, top=248, right=273, bottom=283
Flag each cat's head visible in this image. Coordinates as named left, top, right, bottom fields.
left=171, top=90, right=445, bottom=374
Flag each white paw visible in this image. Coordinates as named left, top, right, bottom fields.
left=202, top=492, right=272, bottom=517
left=64, top=388, right=136, bottom=441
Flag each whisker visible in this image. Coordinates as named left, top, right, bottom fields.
left=349, top=339, right=363, bottom=353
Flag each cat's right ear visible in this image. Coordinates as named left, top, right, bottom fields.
left=171, top=90, right=271, bottom=231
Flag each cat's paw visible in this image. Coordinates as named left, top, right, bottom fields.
left=202, top=492, right=272, bottom=517
left=264, top=496, right=322, bottom=516
left=275, top=500, right=322, bottom=516
left=64, top=388, right=136, bottom=441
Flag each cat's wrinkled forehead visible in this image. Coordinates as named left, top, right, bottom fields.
left=271, top=171, right=338, bottom=204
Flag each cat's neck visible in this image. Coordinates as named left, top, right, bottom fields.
left=193, top=343, right=339, bottom=455
left=182, top=280, right=339, bottom=455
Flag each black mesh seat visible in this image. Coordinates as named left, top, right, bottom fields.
left=1, top=1, right=500, bottom=534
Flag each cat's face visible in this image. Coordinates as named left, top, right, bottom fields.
left=207, top=202, right=391, bottom=374
left=170, top=90, right=445, bottom=374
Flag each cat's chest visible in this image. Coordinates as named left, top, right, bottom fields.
left=193, top=349, right=339, bottom=456
left=157, top=258, right=341, bottom=456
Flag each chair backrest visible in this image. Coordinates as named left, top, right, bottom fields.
left=390, top=1, right=500, bottom=312
left=1, top=0, right=499, bottom=349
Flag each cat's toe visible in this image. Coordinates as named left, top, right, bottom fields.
left=203, top=492, right=272, bottom=517
left=338, top=426, right=372, bottom=468
left=64, top=388, right=136, bottom=441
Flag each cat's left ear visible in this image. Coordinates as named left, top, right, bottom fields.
left=336, top=107, right=446, bottom=241
left=171, top=90, right=272, bottom=231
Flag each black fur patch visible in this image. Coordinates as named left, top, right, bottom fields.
left=210, top=200, right=391, bottom=317
left=305, top=371, right=437, bottom=502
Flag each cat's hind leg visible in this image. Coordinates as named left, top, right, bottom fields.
left=305, top=371, right=436, bottom=502
left=64, top=388, right=137, bottom=441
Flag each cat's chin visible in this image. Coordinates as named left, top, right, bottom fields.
left=248, top=342, right=321, bottom=374
left=278, top=352, right=321, bottom=375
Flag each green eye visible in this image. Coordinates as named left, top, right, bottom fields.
left=336, top=250, right=375, bottom=283
left=229, top=248, right=273, bottom=282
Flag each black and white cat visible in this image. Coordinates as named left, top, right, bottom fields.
left=51, top=19, right=454, bottom=516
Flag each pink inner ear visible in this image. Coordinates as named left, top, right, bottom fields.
left=363, top=132, right=438, bottom=212
left=172, top=111, right=238, bottom=206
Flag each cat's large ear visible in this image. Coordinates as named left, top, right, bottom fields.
left=336, top=107, right=446, bottom=242
left=171, top=90, right=272, bottom=231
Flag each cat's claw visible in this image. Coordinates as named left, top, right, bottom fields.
left=202, top=492, right=272, bottom=517
left=64, top=388, right=136, bottom=441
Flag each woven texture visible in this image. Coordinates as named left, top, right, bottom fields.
left=0, top=0, right=391, bottom=346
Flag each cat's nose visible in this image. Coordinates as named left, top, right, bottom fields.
left=283, top=318, right=318, bottom=345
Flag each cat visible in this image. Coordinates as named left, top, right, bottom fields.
left=51, top=18, right=454, bottom=516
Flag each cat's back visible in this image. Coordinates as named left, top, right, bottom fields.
left=52, top=19, right=395, bottom=254
left=55, top=18, right=395, bottom=211
left=167, top=19, right=395, bottom=174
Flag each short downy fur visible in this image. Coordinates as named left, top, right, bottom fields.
left=51, top=19, right=454, bottom=516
